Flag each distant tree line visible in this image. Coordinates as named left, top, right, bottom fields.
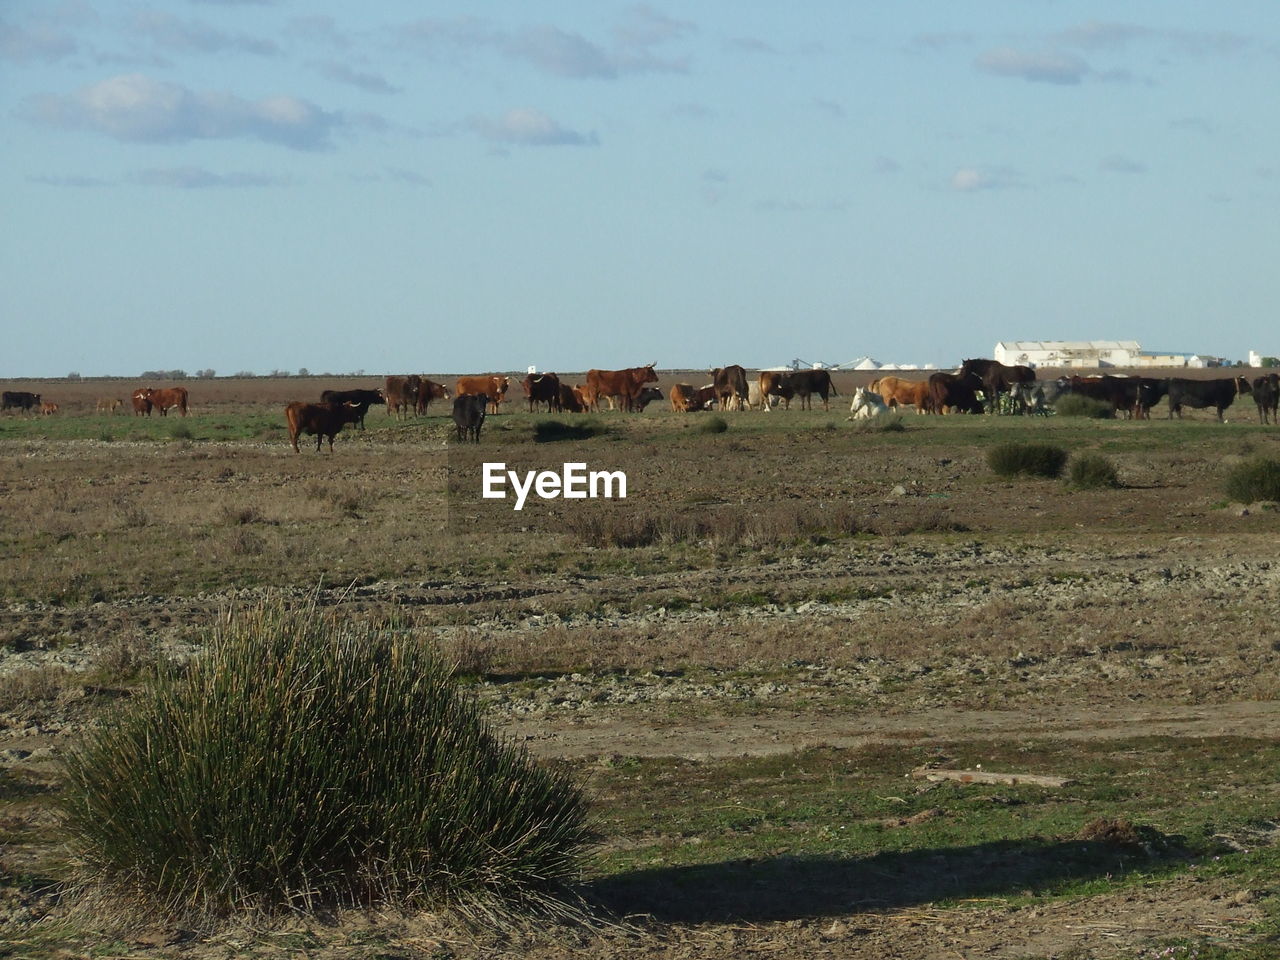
left=136, top=369, right=363, bottom=379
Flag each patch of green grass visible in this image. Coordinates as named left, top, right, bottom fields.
left=583, top=737, right=1280, bottom=927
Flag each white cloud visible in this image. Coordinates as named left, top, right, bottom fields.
left=0, top=18, right=78, bottom=62
left=23, top=74, right=347, bottom=150
left=614, top=4, right=693, bottom=49
left=975, top=47, right=1089, bottom=84
left=472, top=108, right=597, bottom=147
left=129, top=167, right=289, bottom=188
left=725, top=37, right=776, bottom=55
left=1100, top=154, right=1147, bottom=174
left=1054, top=21, right=1250, bottom=57
left=506, top=24, right=617, bottom=78
left=398, top=9, right=690, bottom=78
left=812, top=98, right=844, bottom=120
left=951, top=167, right=1019, bottom=191
left=127, top=9, right=278, bottom=56
left=28, top=174, right=112, bottom=187
left=316, top=60, right=400, bottom=94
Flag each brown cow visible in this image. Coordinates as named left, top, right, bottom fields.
left=577, top=382, right=600, bottom=412
left=521, top=372, right=562, bottom=413
left=384, top=375, right=422, bottom=419
left=415, top=378, right=450, bottom=415
left=39, top=401, right=58, bottom=416
left=585, top=364, right=658, bottom=413
left=558, top=382, right=589, bottom=413
left=143, top=387, right=189, bottom=417
left=672, top=383, right=717, bottom=412
left=96, top=398, right=122, bottom=414
left=758, top=371, right=795, bottom=412
left=455, top=375, right=510, bottom=414
left=867, top=376, right=931, bottom=413
left=131, top=389, right=152, bottom=416
left=285, top=401, right=366, bottom=453
left=712, top=365, right=749, bottom=411
left=669, top=383, right=696, bottom=412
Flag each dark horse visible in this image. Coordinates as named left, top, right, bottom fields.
left=959, top=358, right=1036, bottom=414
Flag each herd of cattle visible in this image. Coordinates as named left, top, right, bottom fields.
left=1, top=388, right=191, bottom=418
left=6, top=361, right=1280, bottom=451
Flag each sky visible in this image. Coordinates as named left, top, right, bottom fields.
left=3, top=2, right=1278, bottom=378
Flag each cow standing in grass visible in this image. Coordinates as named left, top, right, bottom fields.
left=452, top=394, right=488, bottom=442
left=415, top=379, right=450, bottom=415
left=285, top=401, right=367, bottom=453
left=585, top=364, right=659, bottom=413
left=1166, top=377, right=1251, bottom=421
left=319, top=389, right=384, bottom=428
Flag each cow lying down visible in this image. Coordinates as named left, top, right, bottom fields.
left=848, top=387, right=890, bottom=420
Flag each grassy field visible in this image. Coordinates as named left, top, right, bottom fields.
left=3, top=376, right=1280, bottom=959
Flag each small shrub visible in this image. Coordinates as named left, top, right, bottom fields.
left=1054, top=395, right=1113, bottom=419
left=116, top=503, right=149, bottom=529
left=222, top=504, right=261, bottom=525
left=1068, top=454, right=1120, bottom=489
left=59, top=601, right=590, bottom=924
left=0, top=665, right=72, bottom=711
left=987, top=443, right=1068, bottom=479
left=228, top=529, right=265, bottom=556
left=91, top=634, right=159, bottom=683
left=563, top=511, right=661, bottom=548
left=169, top=423, right=194, bottom=440
left=698, top=416, right=729, bottom=434
left=1225, top=457, right=1280, bottom=503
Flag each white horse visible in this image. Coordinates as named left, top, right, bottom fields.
left=848, top=386, right=890, bottom=420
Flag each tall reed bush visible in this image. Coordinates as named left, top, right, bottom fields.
left=60, top=601, right=590, bottom=924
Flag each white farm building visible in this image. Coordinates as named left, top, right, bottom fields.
left=993, top=337, right=1192, bottom=368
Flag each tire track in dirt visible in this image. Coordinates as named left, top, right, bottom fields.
left=505, top=699, right=1280, bottom=760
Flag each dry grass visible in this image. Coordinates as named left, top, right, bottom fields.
left=0, top=665, right=76, bottom=711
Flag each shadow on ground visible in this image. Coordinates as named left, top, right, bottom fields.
left=586, top=834, right=1185, bottom=924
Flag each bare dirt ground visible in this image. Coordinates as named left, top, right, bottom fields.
left=3, top=376, right=1280, bottom=958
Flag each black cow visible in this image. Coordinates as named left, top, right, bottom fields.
left=927, top=371, right=984, bottom=414
left=1134, top=377, right=1169, bottom=419
left=285, top=401, right=367, bottom=453
left=521, top=373, right=561, bottom=413
left=1061, top=375, right=1148, bottom=419
left=452, top=393, right=488, bottom=442
left=2, top=391, right=40, bottom=413
left=319, top=388, right=385, bottom=429
left=632, top=386, right=664, bottom=412
left=959, top=358, right=1036, bottom=414
left=1253, top=374, right=1279, bottom=425
left=781, top=370, right=837, bottom=411
left=1166, top=377, right=1251, bottom=421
